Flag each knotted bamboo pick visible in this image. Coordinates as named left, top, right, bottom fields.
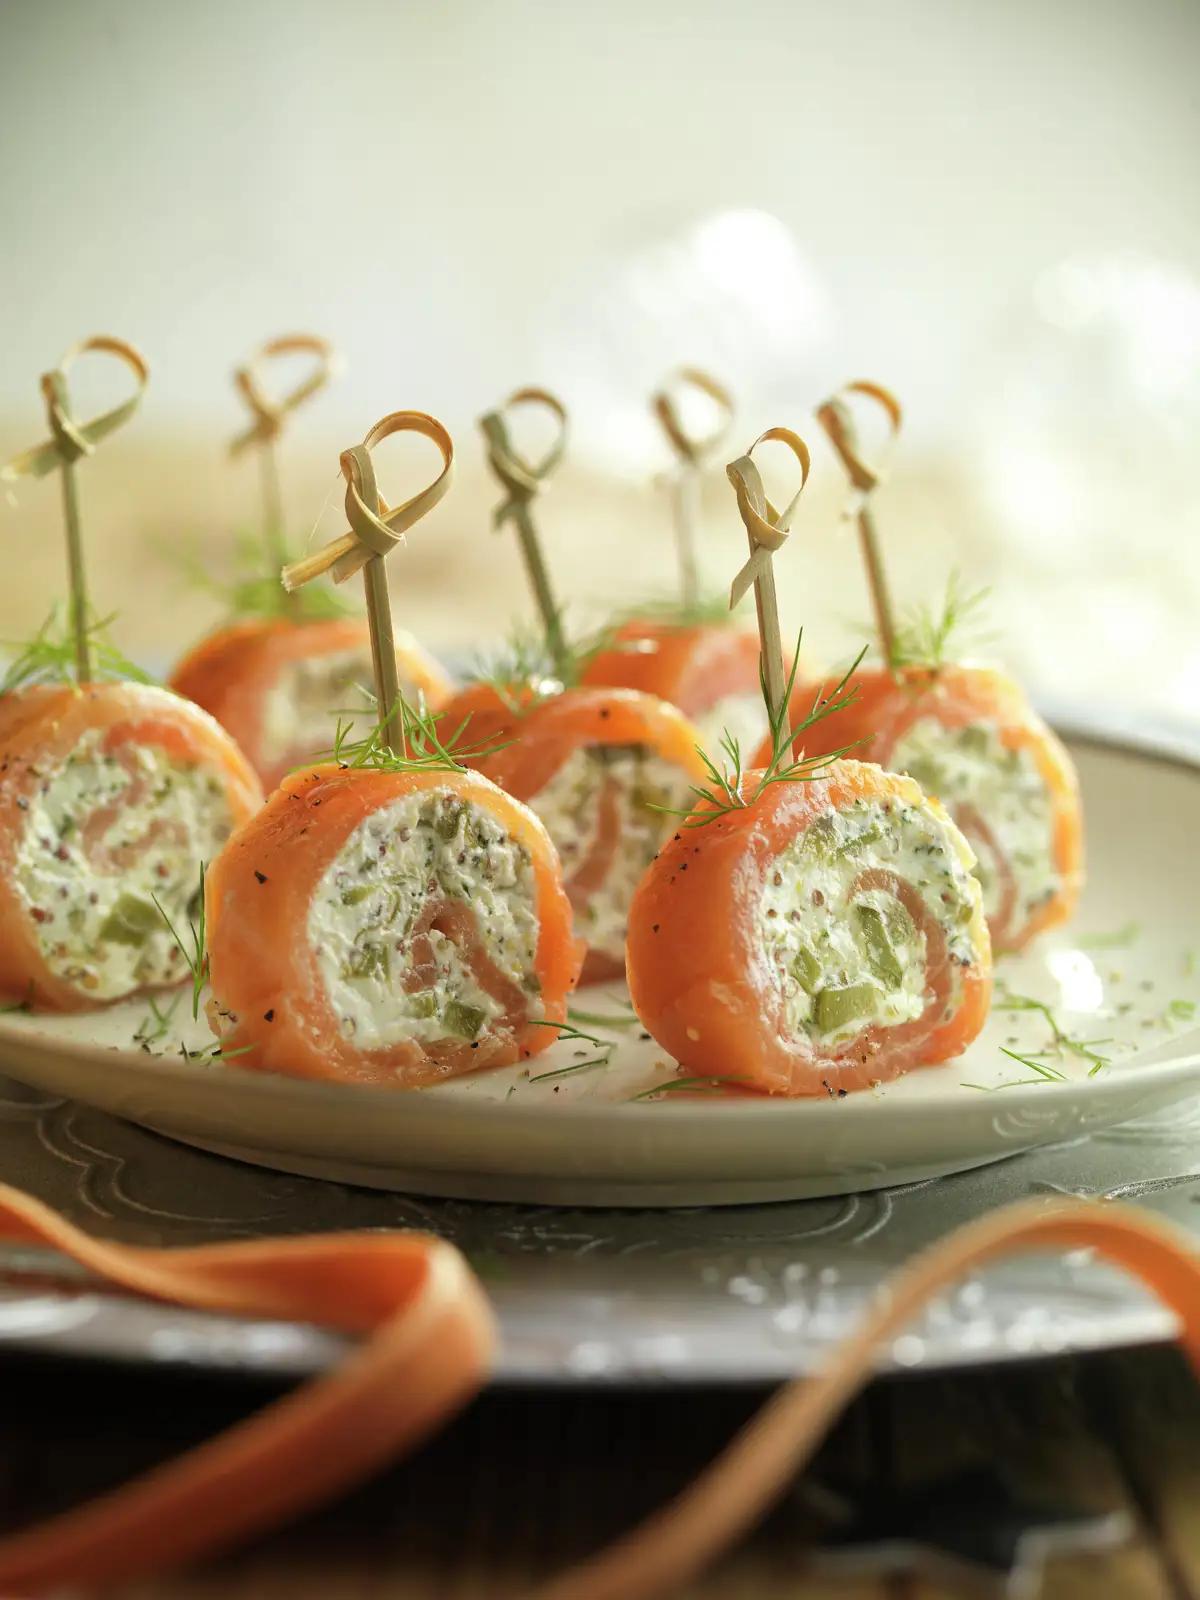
left=815, top=380, right=903, bottom=671
left=479, top=388, right=569, bottom=680
left=281, top=412, right=453, bottom=753
left=230, top=333, right=342, bottom=591
left=1, top=336, right=149, bottom=685
left=726, top=428, right=811, bottom=730
left=651, top=368, right=734, bottom=611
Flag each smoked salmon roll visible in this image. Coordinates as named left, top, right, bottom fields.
left=627, top=759, right=991, bottom=1096
left=169, top=617, right=453, bottom=793
left=204, top=764, right=582, bottom=1088
left=0, top=683, right=263, bottom=1011
left=438, top=685, right=712, bottom=984
left=581, top=619, right=770, bottom=758
left=758, top=664, right=1084, bottom=954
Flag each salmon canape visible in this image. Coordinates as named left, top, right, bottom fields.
left=0, top=683, right=263, bottom=1011
left=169, top=617, right=453, bottom=793
left=203, top=761, right=582, bottom=1089
left=760, top=663, right=1083, bottom=954
left=581, top=616, right=775, bottom=760
left=627, top=759, right=991, bottom=1097
left=438, top=684, right=711, bottom=984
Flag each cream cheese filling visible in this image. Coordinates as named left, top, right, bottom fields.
left=527, top=743, right=695, bottom=962
left=309, top=789, right=541, bottom=1051
left=14, top=730, right=235, bottom=1001
left=755, top=793, right=982, bottom=1049
left=890, top=717, right=1059, bottom=929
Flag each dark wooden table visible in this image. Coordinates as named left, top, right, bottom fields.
left=1, top=1341, right=1198, bottom=1597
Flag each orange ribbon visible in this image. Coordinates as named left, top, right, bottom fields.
left=0, top=1186, right=1198, bottom=1597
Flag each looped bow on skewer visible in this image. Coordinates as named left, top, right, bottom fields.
left=281, top=411, right=454, bottom=593
left=1, top=336, right=149, bottom=483
left=727, top=427, right=811, bottom=608
left=815, top=379, right=903, bottom=504
left=479, top=388, right=567, bottom=532
left=652, top=367, right=734, bottom=466
left=230, top=333, right=343, bottom=457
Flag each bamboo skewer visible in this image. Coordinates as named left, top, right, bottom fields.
left=1, top=336, right=149, bottom=685
left=281, top=411, right=454, bottom=754
left=726, top=427, right=811, bottom=733
left=651, top=368, right=734, bottom=611
left=231, top=333, right=342, bottom=605
left=479, top=388, right=570, bottom=681
left=815, top=380, right=903, bottom=671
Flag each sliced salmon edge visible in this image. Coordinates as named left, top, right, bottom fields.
left=626, top=758, right=993, bottom=1098
left=205, top=762, right=584, bottom=1090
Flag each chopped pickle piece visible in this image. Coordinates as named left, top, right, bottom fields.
left=99, top=893, right=162, bottom=948
left=443, top=1000, right=486, bottom=1039
left=341, top=884, right=374, bottom=907
left=853, top=902, right=904, bottom=987
left=836, top=820, right=886, bottom=857
left=814, top=981, right=883, bottom=1036
left=406, top=991, right=438, bottom=1019
left=343, top=943, right=390, bottom=982
left=790, top=941, right=822, bottom=993
left=433, top=802, right=466, bottom=841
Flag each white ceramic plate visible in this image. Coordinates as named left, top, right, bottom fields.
left=0, top=730, right=1197, bottom=1207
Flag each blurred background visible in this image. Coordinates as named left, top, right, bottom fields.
left=2, top=0, right=1199, bottom=714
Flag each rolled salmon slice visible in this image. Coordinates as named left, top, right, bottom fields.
left=758, top=663, right=1084, bottom=954
left=0, top=683, right=264, bottom=1012
left=204, top=764, right=583, bottom=1088
left=581, top=620, right=818, bottom=762
left=626, top=759, right=992, bottom=1096
left=439, top=685, right=712, bottom=985
left=169, top=617, right=454, bottom=792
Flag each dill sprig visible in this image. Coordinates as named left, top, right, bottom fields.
left=133, top=992, right=182, bottom=1048
left=628, top=1075, right=749, bottom=1101
left=2, top=605, right=156, bottom=695
left=1077, top=922, right=1141, bottom=950
left=171, top=529, right=352, bottom=624
left=466, top=614, right=616, bottom=710
left=153, top=866, right=209, bottom=1021
left=318, top=689, right=512, bottom=775
left=528, top=1055, right=611, bottom=1084
left=567, top=1001, right=640, bottom=1030
left=995, top=991, right=1112, bottom=1076
left=659, top=634, right=866, bottom=828
left=889, top=571, right=993, bottom=672
left=604, top=588, right=749, bottom=632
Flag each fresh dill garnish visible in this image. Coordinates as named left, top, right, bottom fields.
left=528, top=1054, right=611, bottom=1084
left=628, top=1075, right=748, bottom=1101
left=999, top=1047, right=1068, bottom=1082
left=171, top=529, right=352, bottom=623
left=528, top=1018, right=612, bottom=1050
left=466, top=615, right=616, bottom=709
left=567, top=1003, right=641, bottom=1030
left=995, top=992, right=1112, bottom=1074
left=658, top=634, right=865, bottom=827
left=1165, top=999, right=1197, bottom=1027
left=888, top=571, right=993, bottom=671
left=178, top=1039, right=258, bottom=1063
left=133, top=992, right=183, bottom=1048
left=2, top=604, right=156, bottom=695
left=603, top=589, right=749, bottom=632
left=317, top=690, right=512, bottom=775
left=1077, top=922, right=1142, bottom=950
left=153, top=866, right=209, bottom=1021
